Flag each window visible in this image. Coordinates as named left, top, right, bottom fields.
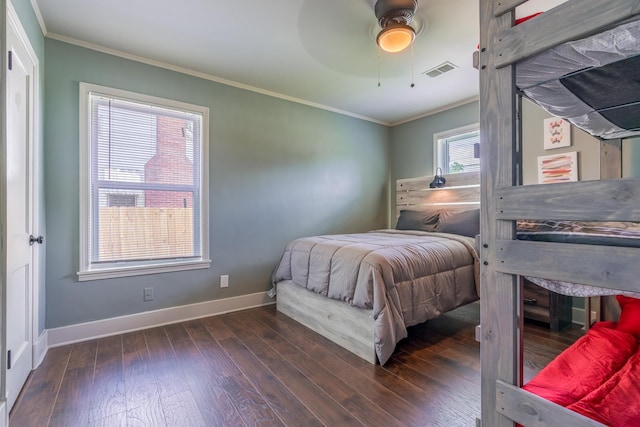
left=107, top=194, right=137, bottom=207
left=78, top=83, right=210, bottom=280
left=434, top=124, right=480, bottom=174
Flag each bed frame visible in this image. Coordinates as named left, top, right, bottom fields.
left=479, top=1, right=640, bottom=426
left=276, top=170, right=480, bottom=364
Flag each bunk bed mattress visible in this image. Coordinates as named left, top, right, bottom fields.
left=517, top=220, right=640, bottom=297
left=516, top=19, right=640, bottom=140
left=523, top=322, right=638, bottom=407
left=524, top=296, right=640, bottom=426
left=272, top=230, right=479, bottom=364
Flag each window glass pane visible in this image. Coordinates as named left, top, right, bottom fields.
left=107, top=194, right=137, bottom=207
left=97, top=197, right=195, bottom=263
left=447, top=131, right=480, bottom=173
left=436, top=128, right=480, bottom=174
left=87, top=91, right=203, bottom=267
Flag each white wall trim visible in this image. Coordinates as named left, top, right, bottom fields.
left=47, top=292, right=275, bottom=347
left=432, top=122, right=480, bottom=173
left=9, top=0, right=43, bottom=376
left=78, top=82, right=211, bottom=282
left=0, top=400, right=6, bottom=427
left=7, top=1, right=42, bottom=409
left=1, top=0, right=6, bottom=411
left=45, top=32, right=388, bottom=126
left=573, top=306, right=585, bottom=326
left=390, top=96, right=480, bottom=126
left=7, top=3, right=38, bottom=64
left=28, top=0, right=47, bottom=36
left=33, top=330, right=48, bottom=368
left=40, top=30, right=480, bottom=129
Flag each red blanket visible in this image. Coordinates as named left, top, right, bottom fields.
left=568, top=350, right=640, bottom=425
left=523, top=295, right=640, bottom=426
left=523, top=323, right=637, bottom=407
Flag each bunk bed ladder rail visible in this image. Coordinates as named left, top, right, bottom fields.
left=479, top=0, right=640, bottom=426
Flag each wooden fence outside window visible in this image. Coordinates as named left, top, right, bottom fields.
left=98, top=207, right=194, bottom=261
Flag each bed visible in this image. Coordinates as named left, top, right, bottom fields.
left=479, top=1, right=640, bottom=426
left=272, top=171, right=480, bottom=365
left=517, top=220, right=640, bottom=298
left=522, top=296, right=640, bottom=426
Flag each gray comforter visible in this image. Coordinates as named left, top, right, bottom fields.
left=272, top=229, right=479, bottom=364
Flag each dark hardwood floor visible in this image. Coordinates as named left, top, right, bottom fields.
left=10, top=302, right=582, bottom=426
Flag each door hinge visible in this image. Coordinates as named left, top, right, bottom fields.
left=8, top=51, right=12, bottom=70
left=30, top=235, right=44, bottom=245
left=7, top=350, right=11, bottom=370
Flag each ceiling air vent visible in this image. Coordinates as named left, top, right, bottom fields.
left=423, top=61, right=458, bottom=78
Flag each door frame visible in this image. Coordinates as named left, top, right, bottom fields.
left=3, top=0, right=42, bottom=414
left=0, top=0, right=5, bottom=421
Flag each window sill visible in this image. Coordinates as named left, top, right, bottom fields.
left=77, top=259, right=212, bottom=281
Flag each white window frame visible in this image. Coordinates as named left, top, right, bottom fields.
left=78, top=83, right=210, bottom=281
left=433, top=123, right=480, bottom=174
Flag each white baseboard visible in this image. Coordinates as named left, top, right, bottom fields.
left=47, top=291, right=274, bottom=347
left=0, top=400, right=6, bottom=427
left=33, top=330, right=49, bottom=368
left=573, top=307, right=585, bottom=326
left=572, top=307, right=598, bottom=327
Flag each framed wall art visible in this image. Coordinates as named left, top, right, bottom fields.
left=537, top=151, right=578, bottom=184
left=544, top=117, right=571, bottom=150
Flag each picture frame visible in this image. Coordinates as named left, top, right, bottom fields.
left=537, top=151, right=578, bottom=184
left=543, top=117, right=571, bottom=150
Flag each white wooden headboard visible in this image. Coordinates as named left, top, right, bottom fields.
left=396, top=171, right=480, bottom=217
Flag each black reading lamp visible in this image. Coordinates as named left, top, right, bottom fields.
left=429, top=167, right=446, bottom=188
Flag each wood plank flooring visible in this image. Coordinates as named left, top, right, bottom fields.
left=9, top=302, right=581, bottom=427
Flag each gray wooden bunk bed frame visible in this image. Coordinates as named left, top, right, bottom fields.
left=479, top=1, right=640, bottom=426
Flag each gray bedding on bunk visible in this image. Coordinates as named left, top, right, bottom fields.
left=516, top=19, right=640, bottom=140
left=518, top=220, right=640, bottom=297
left=272, top=229, right=479, bottom=365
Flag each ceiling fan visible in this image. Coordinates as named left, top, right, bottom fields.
left=374, top=0, right=418, bottom=53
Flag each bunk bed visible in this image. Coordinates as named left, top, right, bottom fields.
left=272, top=171, right=480, bottom=365
left=479, top=0, right=640, bottom=426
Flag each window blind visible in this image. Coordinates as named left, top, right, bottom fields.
left=89, top=93, right=202, bottom=264
left=441, top=130, right=480, bottom=174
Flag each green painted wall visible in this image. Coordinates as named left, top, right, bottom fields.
left=388, top=101, right=480, bottom=225
left=10, top=0, right=43, bottom=58
left=32, top=13, right=640, bottom=331
left=44, top=39, right=389, bottom=328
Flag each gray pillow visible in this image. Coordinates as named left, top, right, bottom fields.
left=396, top=209, right=440, bottom=232
left=436, top=209, right=480, bottom=237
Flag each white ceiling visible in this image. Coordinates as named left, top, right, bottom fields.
left=33, top=0, right=566, bottom=125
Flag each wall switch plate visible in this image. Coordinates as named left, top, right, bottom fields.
left=144, top=287, right=154, bottom=301
left=220, top=275, right=229, bottom=288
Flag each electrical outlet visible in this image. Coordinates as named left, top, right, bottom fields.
left=144, top=287, right=154, bottom=301
left=220, top=275, right=229, bottom=288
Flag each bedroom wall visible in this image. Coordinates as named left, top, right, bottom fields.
left=44, top=39, right=389, bottom=328
left=387, top=98, right=603, bottom=213
left=522, top=99, right=614, bottom=316
left=387, top=98, right=604, bottom=320
left=388, top=100, right=480, bottom=226
left=521, top=98, right=600, bottom=185
left=623, top=138, right=640, bottom=178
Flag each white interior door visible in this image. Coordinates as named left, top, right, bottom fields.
left=5, top=18, right=35, bottom=411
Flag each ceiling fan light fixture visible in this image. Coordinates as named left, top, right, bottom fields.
left=376, top=23, right=415, bottom=53
left=374, top=0, right=418, bottom=53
